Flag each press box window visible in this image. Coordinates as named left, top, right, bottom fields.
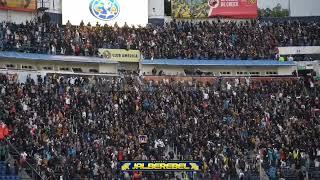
left=220, top=72, right=231, bottom=75
left=72, top=68, right=83, bottom=73
left=60, top=67, right=70, bottom=71
left=89, top=69, right=99, bottom=73
left=43, top=67, right=53, bottom=70
left=267, top=72, right=277, bottom=75
left=250, top=72, right=260, bottom=75
left=22, top=65, right=33, bottom=69
left=6, top=64, right=15, bottom=68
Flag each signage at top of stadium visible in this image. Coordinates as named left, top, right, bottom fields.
left=172, top=0, right=257, bottom=19
left=62, top=0, right=148, bottom=27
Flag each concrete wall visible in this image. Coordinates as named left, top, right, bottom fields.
left=142, top=65, right=185, bottom=76
left=0, top=58, right=117, bottom=74
left=278, top=66, right=295, bottom=75
left=118, top=62, right=139, bottom=71
left=199, top=67, right=278, bottom=76
left=144, top=76, right=298, bottom=85
left=142, top=64, right=295, bottom=76
left=99, top=64, right=118, bottom=74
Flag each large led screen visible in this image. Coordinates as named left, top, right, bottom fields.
left=62, top=0, right=148, bottom=27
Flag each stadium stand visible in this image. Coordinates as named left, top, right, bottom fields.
left=0, top=20, right=319, bottom=60
left=0, top=72, right=319, bottom=179
left=0, top=2, right=319, bottom=180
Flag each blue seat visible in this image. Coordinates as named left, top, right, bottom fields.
left=3, top=176, right=13, bottom=180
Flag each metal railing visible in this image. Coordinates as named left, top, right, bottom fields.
left=5, top=139, right=45, bottom=180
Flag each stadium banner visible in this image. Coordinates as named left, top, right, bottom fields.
left=0, top=0, right=37, bottom=12
left=62, top=0, right=148, bottom=27
left=98, top=49, right=141, bottom=62
left=278, top=46, right=320, bottom=55
left=120, top=161, right=201, bottom=171
left=172, top=0, right=258, bottom=19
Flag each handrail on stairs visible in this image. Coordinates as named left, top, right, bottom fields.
left=4, top=139, right=45, bottom=180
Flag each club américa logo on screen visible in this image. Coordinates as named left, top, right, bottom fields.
left=89, top=0, right=120, bottom=21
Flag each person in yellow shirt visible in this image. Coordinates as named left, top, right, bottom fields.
left=173, top=2, right=191, bottom=18
left=293, top=149, right=300, bottom=160
left=202, top=161, right=208, bottom=173
left=177, top=6, right=191, bottom=18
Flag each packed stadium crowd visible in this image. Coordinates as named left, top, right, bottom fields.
left=0, top=19, right=320, bottom=60
left=0, top=72, right=319, bottom=179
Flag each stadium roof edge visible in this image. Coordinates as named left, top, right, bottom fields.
left=0, top=51, right=117, bottom=64
left=141, top=59, right=296, bottom=66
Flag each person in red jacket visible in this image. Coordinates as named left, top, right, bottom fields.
left=133, top=171, right=141, bottom=180
left=0, top=122, right=9, bottom=141
left=118, top=148, right=123, bottom=161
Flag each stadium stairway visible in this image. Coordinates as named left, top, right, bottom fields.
left=2, top=141, right=39, bottom=180
left=247, top=151, right=269, bottom=180
left=5, top=154, right=33, bottom=180
left=164, top=145, right=185, bottom=179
